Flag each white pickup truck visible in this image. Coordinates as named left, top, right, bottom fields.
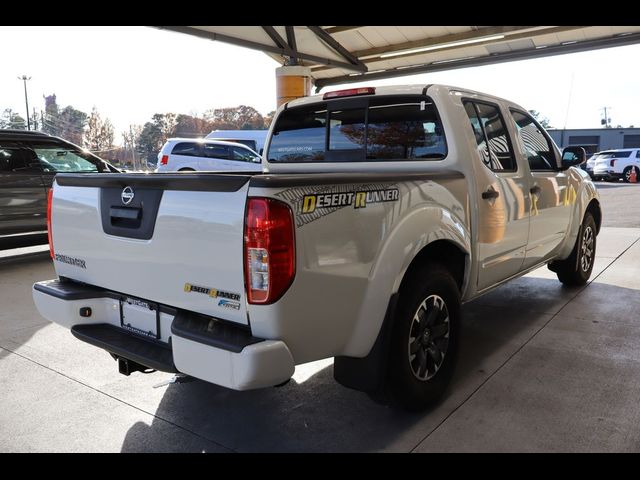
left=33, top=85, right=601, bottom=410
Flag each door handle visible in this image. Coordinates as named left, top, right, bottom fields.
left=530, top=185, right=541, bottom=195
left=481, top=188, right=500, bottom=200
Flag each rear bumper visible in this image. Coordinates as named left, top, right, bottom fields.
left=593, top=169, right=621, bottom=180
left=32, top=279, right=294, bottom=390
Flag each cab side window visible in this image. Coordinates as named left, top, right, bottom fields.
left=464, top=101, right=516, bottom=172
left=510, top=110, right=557, bottom=170
left=0, top=143, right=32, bottom=173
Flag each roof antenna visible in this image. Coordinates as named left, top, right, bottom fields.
left=560, top=72, right=575, bottom=148
left=563, top=72, right=575, bottom=130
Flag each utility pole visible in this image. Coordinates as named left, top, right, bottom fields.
left=18, top=75, right=32, bottom=130
left=129, top=126, right=136, bottom=170
left=601, top=107, right=612, bottom=128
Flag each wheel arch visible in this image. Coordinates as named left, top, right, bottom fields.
left=586, top=198, right=602, bottom=235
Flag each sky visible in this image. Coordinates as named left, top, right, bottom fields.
left=1, top=26, right=639, bottom=145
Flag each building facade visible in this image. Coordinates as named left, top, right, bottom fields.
left=548, top=128, right=640, bottom=155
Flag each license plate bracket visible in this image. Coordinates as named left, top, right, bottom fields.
left=119, top=296, right=160, bottom=340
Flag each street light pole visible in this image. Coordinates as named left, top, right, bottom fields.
left=18, top=75, right=32, bottom=131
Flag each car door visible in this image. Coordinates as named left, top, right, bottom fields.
left=200, top=144, right=233, bottom=171
left=463, top=101, right=530, bottom=291
left=509, top=109, right=572, bottom=269
left=0, top=140, right=47, bottom=236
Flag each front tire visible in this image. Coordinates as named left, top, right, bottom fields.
left=553, top=212, right=596, bottom=286
left=385, top=263, right=460, bottom=411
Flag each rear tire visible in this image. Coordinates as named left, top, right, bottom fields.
left=178, top=168, right=196, bottom=172
left=553, top=212, right=596, bottom=286
left=384, top=263, right=460, bottom=411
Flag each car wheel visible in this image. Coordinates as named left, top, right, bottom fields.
left=623, top=166, right=639, bottom=183
left=552, top=212, right=596, bottom=286
left=384, top=263, right=460, bottom=411
left=178, top=168, right=196, bottom=172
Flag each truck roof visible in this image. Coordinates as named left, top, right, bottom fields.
left=287, top=84, right=524, bottom=111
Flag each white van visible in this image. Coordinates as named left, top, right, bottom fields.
left=156, top=138, right=262, bottom=172
left=205, top=130, right=269, bottom=154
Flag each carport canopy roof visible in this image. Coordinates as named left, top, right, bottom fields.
left=155, top=26, right=640, bottom=90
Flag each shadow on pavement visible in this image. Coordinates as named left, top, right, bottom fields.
left=120, top=276, right=586, bottom=452
left=0, top=253, right=52, bottom=362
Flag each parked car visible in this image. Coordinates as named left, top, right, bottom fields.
left=582, top=152, right=601, bottom=179
left=34, top=84, right=600, bottom=411
left=156, top=138, right=262, bottom=172
left=205, top=129, right=269, bottom=154
left=593, top=149, right=640, bottom=182
left=0, top=129, right=117, bottom=249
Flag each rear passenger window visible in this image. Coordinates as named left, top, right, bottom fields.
left=203, top=144, right=230, bottom=159
left=268, top=95, right=447, bottom=163
left=464, top=101, right=516, bottom=172
left=171, top=142, right=200, bottom=157
left=366, top=98, right=446, bottom=160
left=510, top=110, right=557, bottom=170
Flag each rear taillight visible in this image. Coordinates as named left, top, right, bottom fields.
left=610, top=159, right=616, bottom=167
left=47, top=188, right=54, bottom=259
left=160, top=155, right=169, bottom=165
left=244, top=198, right=295, bottom=304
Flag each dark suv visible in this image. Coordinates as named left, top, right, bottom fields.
left=0, top=130, right=117, bottom=249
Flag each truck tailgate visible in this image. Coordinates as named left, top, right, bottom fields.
left=50, top=173, right=254, bottom=325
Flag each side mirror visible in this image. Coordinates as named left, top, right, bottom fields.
left=253, top=156, right=261, bottom=163
left=561, top=146, right=586, bottom=169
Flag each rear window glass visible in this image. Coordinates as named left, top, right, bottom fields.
left=268, top=95, right=446, bottom=163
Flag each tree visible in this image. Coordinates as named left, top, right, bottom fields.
left=172, top=114, right=214, bottom=138
left=528, top=110, right=551, bottom=128
left=122, top=125, right=143, bottom=169
left=204, top=105, right=265, bottom=130
left=0, top=108, right=27, bottom=129
left=84, top=107, right=114, bottom=153
left=136, top=113, right=178, bottom=163
left=264, top=110, right=276, bottom=128
left=40, top=94, right=88, bottom=144
left=57, top=106, right=88, bottom=145
left=137, top=120, right=164, bottom=163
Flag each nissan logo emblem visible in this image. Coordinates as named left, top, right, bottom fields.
left=121, top=186, right=134, bottom=205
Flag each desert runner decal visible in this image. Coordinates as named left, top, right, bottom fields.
left=276, top=183, right=399, bottom=227
left=54, top=254, right=87, bottom=269
left=184, top=283, right=241, bottom=302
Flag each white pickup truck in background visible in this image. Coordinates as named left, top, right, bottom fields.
left=33, top=85, right=601, bottom=410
